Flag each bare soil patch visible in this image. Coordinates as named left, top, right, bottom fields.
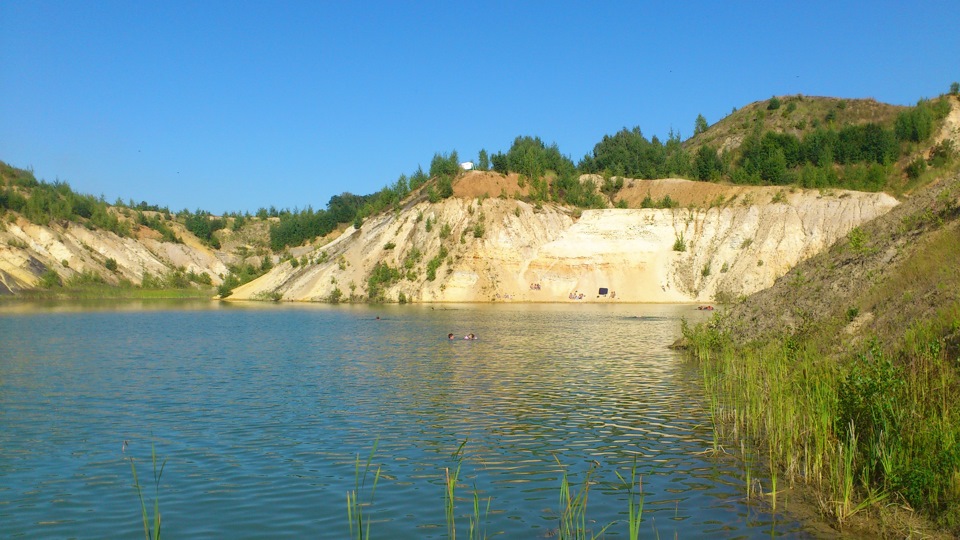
left=452, top=170, right=530, bottom=199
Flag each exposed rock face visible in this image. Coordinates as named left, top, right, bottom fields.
left=0, top=178, right=899, bottom=301
left=0, top=217, right=229, bottom=294
left=229, top=181, right=898, bottom=303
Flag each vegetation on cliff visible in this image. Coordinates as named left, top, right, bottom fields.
left=3, top=84, right=958, bottom=298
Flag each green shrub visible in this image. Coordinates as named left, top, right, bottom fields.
left=39, top=269, right=61, bottom=288
left=67, top=270, right=106, bottom=287
left=104, top=258, right=118, bottom=272
left=327, top=287, right=343, bottom=304
left=673, top=233, right=686, bottom=252
left=657, top=195, right=679, bottom=208
left=837, top=343, right=904, bottom=480
left=767, top=96, right=781, bottom=110
left=403, top=248, right=422, bottom=270
left=929, top=140, right=955, bottom=168
left=905, top=157, right=927, bottom=180
left=367, top=262, right=400, bottom=301
left=848, top=226, right=868, bottom=253
left=426, top=246, right=448, bottom=281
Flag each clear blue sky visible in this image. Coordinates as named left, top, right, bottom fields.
left=2, top=1, right=958, bottom=214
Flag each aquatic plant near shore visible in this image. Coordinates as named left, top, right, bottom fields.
left=129, top=443, right=166, bottom=540
left=684, top=309, right=960, bottom=530
left=444, top=440, right=492, bottom=540
left=554, top=457, right=612, bottom=540
left=614, top=457, right=645, bottom=540
left=347, top=439, right=382, bottom=540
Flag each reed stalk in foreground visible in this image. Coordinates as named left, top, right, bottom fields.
left=614, top=457, right=645, bottom=540
left=347, top=439, right=381, bottom=540
left=445, top=440, right=492, bottom=540
left=445, top=440, right=467, bottom=540
left=129, top=443, right=166, bottom=540
left=554, top=457, right=611, bottom=540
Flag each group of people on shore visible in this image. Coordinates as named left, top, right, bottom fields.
left=448, top=333, right=478, bottom=340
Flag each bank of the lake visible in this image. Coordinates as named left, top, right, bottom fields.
left=680, top=172, right=960, bottom=538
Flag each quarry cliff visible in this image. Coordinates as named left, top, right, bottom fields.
left=227, top=175, right=898, bottom=303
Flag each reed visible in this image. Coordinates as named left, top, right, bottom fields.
left=553, top=457, right=612, bottom=540
left=683, top=302, right=960, bottom=531
left=468, top=486, right=492, bottom=540
left=442, top=440, right=492, bottom=540
left=129, top=443, right=165, bottom=540
left=347, top=439, right=382, bottom=540
left=444, top=440, right=466, bottom=540
left=614, top=457, right=644, bottom=540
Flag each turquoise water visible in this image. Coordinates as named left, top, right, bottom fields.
left=0, top=301, right=816, bottom=538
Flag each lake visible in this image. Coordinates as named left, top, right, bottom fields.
left=0, top=301, right=818, bottom=538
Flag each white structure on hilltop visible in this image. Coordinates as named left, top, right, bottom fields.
left=459, top=161, right=474, bottom=171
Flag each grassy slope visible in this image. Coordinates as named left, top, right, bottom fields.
left=685, top=95, right=906, bottom=154
left=683, top=169, right=960, bottom=536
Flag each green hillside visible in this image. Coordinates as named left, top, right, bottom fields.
left=682, top=169, right=960, bottom=536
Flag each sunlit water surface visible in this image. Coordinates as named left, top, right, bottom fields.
left=0, top=301, right=818, bottom=538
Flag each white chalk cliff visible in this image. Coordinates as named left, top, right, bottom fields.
left=229, top=180, right=898, bottom=303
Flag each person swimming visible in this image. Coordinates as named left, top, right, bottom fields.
left=448, top=333, right=455, bottom=340
left=464, top=333, right=477, bottom=340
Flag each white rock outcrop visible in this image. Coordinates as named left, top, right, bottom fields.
left=229, top=183, right=898, bottom=303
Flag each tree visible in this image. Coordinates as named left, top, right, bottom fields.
left=491, top=152, right=508, bottom=174
left=895, top=102, right=934, bottom=143
left=429, top=151, right=460, bottom=178
left=950, top=82, right=959, bottom=95
left=587, top=127, right=666, bottom=179
left=477, top=149, right=490, bottom=171
left=767, top=96, right=781, bottom=110
left=694, top=114, right=708, bottom=136
left=694, top=145, right=723, bottom=180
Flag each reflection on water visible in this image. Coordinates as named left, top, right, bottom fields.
left=0, top=302, right=817, bottom=538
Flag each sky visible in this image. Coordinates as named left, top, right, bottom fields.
left=1, top=1, right=958, bottom=214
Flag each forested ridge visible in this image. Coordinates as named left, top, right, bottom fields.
left=3, top=87, right=958, bottom=257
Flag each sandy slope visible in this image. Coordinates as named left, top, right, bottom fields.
left=0, top=215, right=230, bottom=294
left=229, top=177, right=898, bottom=303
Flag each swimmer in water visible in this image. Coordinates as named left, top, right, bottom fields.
left=448, top=333, right=455, bottom=340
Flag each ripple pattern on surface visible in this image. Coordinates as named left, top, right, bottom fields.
left=0, top=303, right=814, bottom=538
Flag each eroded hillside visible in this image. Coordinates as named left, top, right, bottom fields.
left=0, top=215, right=231, bottom=294
left=227, top=174, right=898, bottom=303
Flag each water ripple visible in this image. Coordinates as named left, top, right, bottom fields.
left=0, top=303, right=818, bottom=538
